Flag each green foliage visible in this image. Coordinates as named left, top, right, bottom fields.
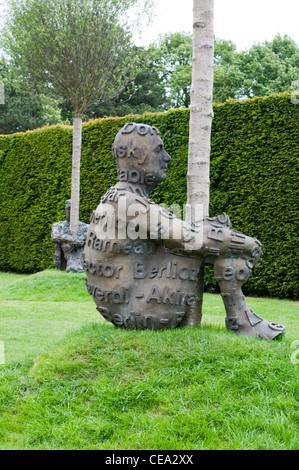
left=0, top=58, right=45, bottom=133
left=0, top=124, right=74, bottom=272
left=213, top=35, right=299, bottom=102
left=2, top=32, right=298, bottom=129
left=149, top=32, right=193, bottom=109
left=0, top=92, right=298, bottom=298
left=238, top=34, right=299, bottom=98
left=209, top=92, right=299, bottom=298
left=145, top=33, right=299, bottom=108
left=2, top=0, right=153, bottom=114
left=213, top=39, right=245, bottom=103
left=0, top=57, right=71, bottom=134
left=81, top=48, right=166, bottom=119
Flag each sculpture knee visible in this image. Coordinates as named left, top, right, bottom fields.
left=214, top=257, right=251, bottom=289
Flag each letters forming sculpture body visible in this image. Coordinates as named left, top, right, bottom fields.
left=84, top=123, right=285, bottom=339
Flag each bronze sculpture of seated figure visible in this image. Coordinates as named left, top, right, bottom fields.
left=83, top=122, right=285, bottom=339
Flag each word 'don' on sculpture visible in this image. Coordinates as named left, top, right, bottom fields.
left=84, top=123, right=285, bottom=339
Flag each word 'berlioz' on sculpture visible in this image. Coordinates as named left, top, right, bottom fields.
left=51, top=199, right=88, bottom=272
left=83, top=122, right=286, bottom=339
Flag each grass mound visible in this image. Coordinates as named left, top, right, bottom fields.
left=0, top=269, right=89, bottom=302
left=0, top=270, right=298, bottom=450
left=0, top=321, right=298, bottom=450
left=0, top=270, right=99, bottom=364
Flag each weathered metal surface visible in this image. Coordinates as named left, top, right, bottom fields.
left=84, top=123, right=285, bottom=339
left=51, top=199, right=88, bottom=272
left=84, top=240, right=203, bottom=330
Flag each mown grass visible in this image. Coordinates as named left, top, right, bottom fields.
left=0, top=270, right=298, bottom=450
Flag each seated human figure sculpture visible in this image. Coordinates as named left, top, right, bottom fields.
left=83, top=123, right=285, bottom=339
left=51, top=199, right=88, bottom=272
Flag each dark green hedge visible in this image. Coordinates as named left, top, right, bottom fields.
left=0, top=92, right=298, bottom=298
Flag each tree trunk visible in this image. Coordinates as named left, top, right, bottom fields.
left=187, top=0, right=215, bottom=218
left=70, top=113, right=83, bottom=234
left=182, top=0, right=215, bottom=327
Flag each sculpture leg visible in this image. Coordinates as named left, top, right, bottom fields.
left=213, top=257, right=285, bottom=339
left=64, top=247, right=85, bottom=273
left=53, top=244, right=62, bottom=269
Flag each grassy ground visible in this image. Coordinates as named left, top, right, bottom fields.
left=0, top=269, right=298, bottom=450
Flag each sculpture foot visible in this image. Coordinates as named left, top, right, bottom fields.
left=226, top=306, right=285, bottom=340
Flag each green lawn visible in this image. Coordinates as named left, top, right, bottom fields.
left=0, top=270, right=100, bottom=363
left=0, top=269, right=298, bottom=450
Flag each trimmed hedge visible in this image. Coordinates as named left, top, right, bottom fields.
left=0, top=92, right=298, bottom=298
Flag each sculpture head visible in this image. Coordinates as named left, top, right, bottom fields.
left=112, top=122, right=171, bottom=190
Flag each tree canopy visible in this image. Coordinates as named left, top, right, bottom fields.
left=1, top=21, right=299, bottom=133
left=92, top=32, right=299, bottom=115
left=1, top=0, right=153, bottom=116
left=0, top=57, right=70, bottom=134
left=0, top=58, right=44, bottom=134
left=146, top=32, right=299, bottom=107
left=237, top=34, right=299, bottom=98
left=65, top=47, right=166, bottom=120
left=0, top=0, right=155, bottom=232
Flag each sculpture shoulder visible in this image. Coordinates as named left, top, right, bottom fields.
left=51, top=221, right=69, bottom=240
left=98, top=185, right=153, bottom=211
left=51, top=220, right=88, bottom=244
left=77, top=221, right=89, bottom=234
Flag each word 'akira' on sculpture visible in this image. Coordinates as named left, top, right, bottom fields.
left=83, top=122, right=285, bottom=340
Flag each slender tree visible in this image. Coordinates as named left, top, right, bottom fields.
left=187, top=0, right=215, bottom=220
left=2, top=0, right=153, bottom=233
left=183, top=0, right=215, bottom=327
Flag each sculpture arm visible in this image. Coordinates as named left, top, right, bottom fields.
left=53, top=243, right=62, bottom=268
left=158, top=209, right=262, bottom=266
left=51, top=223, right=87, bottom=247
left=92, top=195, right=262, bottom=266
left=138, top=201, right=263, bottom=266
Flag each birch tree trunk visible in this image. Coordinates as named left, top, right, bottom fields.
left=182, top=0, right=215, bottom=327
left=70, top=113, right=83, bottom=234
left=187, top=0, right=215, bottom=219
